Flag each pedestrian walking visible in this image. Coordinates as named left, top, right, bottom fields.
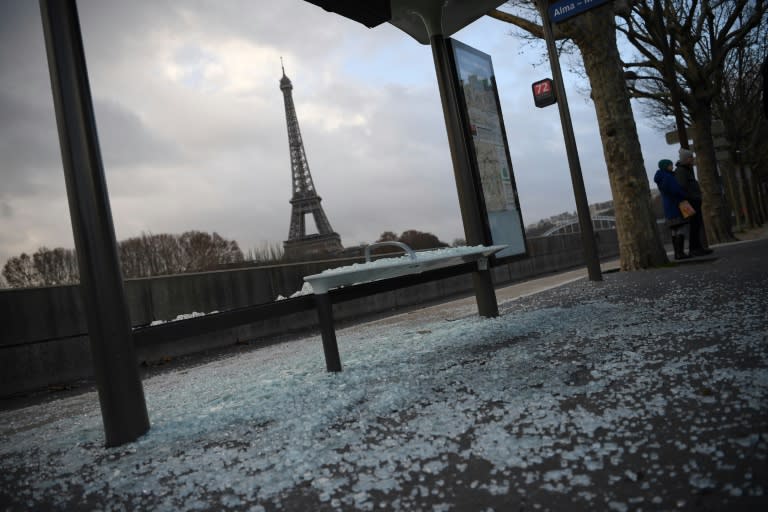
left=675, top=149, right=713, bottom=256
left=654, top=159, right=691, bottom=259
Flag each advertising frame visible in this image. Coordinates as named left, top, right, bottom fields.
left=446, top=38, right=528, bottom=265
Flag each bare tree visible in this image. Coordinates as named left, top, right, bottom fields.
left=119, top=234, right=168, bottom=278
left=119, top=236, right=147, bottom=279
left=32, top=247, right=79, bottom=285
left=376, top=231, right=399, bottom=242
left=489, top=1, right=668, bottom=270
left=118, top=231, right=243, bottom=277
left=617, top=0, right=767, bottom=243
left=398, top=229, right=449, bottom=250
left=372, top=230, right=449, bottom=254
left=2, top=230, right=246, bottom=287
left=178, top=231, right=244, bottom=272
left=245, top=243, right=285, bottom=265
left=2, top=253, right=42, bottom=288
left=713, top=18, right=768, bottom=229
left=1, top=247, right=78, bottom=287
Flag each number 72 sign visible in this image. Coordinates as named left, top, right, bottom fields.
left=532, top=78, right=557, bottom=108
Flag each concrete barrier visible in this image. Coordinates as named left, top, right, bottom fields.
left=0, top=231, right=619, bottom=397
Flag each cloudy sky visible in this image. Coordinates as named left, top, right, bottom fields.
left=0, top=0, right=671, bottom=265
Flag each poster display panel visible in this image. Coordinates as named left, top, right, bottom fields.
left=449, top=39, right=527, bottom=262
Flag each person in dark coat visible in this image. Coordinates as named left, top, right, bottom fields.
left=675, top=148, right=713, bottom=256
left=654, top=159, right=690, bottom=259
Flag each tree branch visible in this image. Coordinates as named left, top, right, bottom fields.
left=487, top=9, right=548, bottom=39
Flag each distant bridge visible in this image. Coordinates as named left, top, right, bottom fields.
left=541, top=216, right=616, bottom=237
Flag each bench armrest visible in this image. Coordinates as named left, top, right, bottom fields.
left=364, top=241, right=416, bottom=263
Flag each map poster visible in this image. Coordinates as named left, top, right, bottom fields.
left=448, top=39, right=527, bottom=262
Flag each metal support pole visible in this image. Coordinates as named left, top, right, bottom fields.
left=429, top=34, right=499, bottom=317
left=39, top=0, right=149, bottom=447
left=314, top=294, right=342, bottom=372
left=538, top=1, right=602, bottom=281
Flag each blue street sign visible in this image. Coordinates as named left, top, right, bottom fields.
left=548, top=0, right=612, bottom=24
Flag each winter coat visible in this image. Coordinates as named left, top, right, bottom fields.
left=654, top=168, right=688, bottom=221
left=674, top=162, right=702, bottom=200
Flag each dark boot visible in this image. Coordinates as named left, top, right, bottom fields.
left=673, top=235, right=691, bottom=260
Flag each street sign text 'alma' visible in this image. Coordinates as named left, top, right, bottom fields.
left=548, top=0, right=612, bottom=24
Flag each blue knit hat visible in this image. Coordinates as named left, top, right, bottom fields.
left=658, top=159, right=673, bottom=170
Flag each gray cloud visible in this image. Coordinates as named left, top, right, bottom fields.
left=0, top=0, right=671, bottom=267
left=94, top=99, right=181, bottom=168
left=0, top=90, right=61, bottom=196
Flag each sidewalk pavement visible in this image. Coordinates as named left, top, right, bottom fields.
left=1, top=236, right=767, bottom=511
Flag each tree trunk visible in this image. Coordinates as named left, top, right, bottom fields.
left=759, top=179, right=768, bottom=222
left=688, top=103, right=736, bottom=243
left=745, top=166, right=764, bottom=226
left=561, top=7, right=668, bottom=270
left=720, top=162, right=742, bottom=232
left=738, top=166, right=755, bottom=228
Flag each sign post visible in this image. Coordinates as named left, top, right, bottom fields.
left=536, top=0, right=602, bottom=281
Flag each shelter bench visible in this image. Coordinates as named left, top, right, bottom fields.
left=303, top=242, right=506, bottom=372
left=133, top=243, right=504, bottom=373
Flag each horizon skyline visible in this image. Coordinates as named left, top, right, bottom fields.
left=0, top=193, right=628, bottom=261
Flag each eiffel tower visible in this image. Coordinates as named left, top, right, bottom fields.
left=279, top=62, right=343, bottom=260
